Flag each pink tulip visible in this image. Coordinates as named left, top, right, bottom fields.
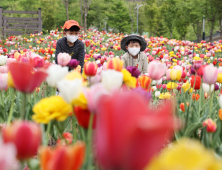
left=166, top=69, right=171, bottom=80
left=0, top=140, right=17, bottom=170
left=152, top=51, right=156, bottom=55
left=0, top=66, right=8, bottom=73
left=57, top=53, right=71, bottom=66
left=148, top=61, right=167, bottom=80
left=89, top=67, right=102, bottom=84
left=185, top=65, right=191, bottom=70
left=102, top=62, right=107, bottom=70
left=83, top=83, right=109, bottom=113
left=173, top=65, right=183, bottom=72
left=203, top=65, right=218, bottom=85
left=162, top=76, right=167, bottom=81
left=206, top=53, right=211, bottom=57
left=0, top=73, right=8, bottom=90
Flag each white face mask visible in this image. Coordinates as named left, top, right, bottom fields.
left=128, top=47, right=140, bottom=56
left=66, top=33, right=78, bottom=43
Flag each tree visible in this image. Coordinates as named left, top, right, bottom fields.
left=61, top=0, right=71, bottom=20
left=107, top=0, right=131, bottom=33
left=125, top=0, right=136, bottom=33
left=83, top=0, right=93, bottom=32
left=204, top=0, right=218, bottom=42
left=161, top=0, right=177, bottom=39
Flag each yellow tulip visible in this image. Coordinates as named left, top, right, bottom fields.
left=166, top=82, right=178, bottom=90
left=71, top=93, right=88, bottom=109
left=32, top=96, right=72, bottom=124
left=159, top=92, right=171, bottom=99
left=146, top=138, right=222, bottom=170
left=170, top=69, right=182, bottom=81
left=217, top=73, right=222, bottom=83
left=121, top=69, right=137, bottom=88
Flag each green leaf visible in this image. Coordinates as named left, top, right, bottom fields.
left=184, top=122, right=202, bottom=137
left=28, top=158, right=40, bottom=170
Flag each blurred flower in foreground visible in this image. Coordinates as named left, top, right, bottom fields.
left=39, top=142, right=85, bottom=170
left=146, top=138, right=222, bottom=170
left=32, top=96, right=72, bottom=124
left=8, top=62, right=48, bottom=93
left=0, top=139, right=17, bottom=170
left=2, top=121, right=41, bottom=160
left=94, top=92, right=178, bottom=170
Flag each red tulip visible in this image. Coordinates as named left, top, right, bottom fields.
left=8, top=62, right=48, bottom=93
left=2, top=121, right=41, bottom=160
left=84, top=61, right=97, bottom=76
left=94, top=92, right=178, bottom=170
left=74, top=106, right=96, bottom=129
left=57, top=132, right=73, bottom=145
left=190, top=75, right=201, bottom=90
left=33, top=57, right=44, bottom=68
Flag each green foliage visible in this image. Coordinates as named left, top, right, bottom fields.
left=107, top=0, right=131, bottom=33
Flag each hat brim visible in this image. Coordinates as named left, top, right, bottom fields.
left=65, top=24, right=80, bottom=30
left=121, top=35, right=147, bottom=52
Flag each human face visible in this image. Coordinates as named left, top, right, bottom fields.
left=125, top=41, right=141, bottom=51
left=66, top=30, right=79, bottom=36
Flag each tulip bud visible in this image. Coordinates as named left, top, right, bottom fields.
left=138, top=75, right=152, bottom=90
left=2, top=121, right=41, bottom=160
left=203, top=119, right=217, bottom=133
left=107, top=57, right=123, bottom=72
left=84, top=61, right=97, bottom=77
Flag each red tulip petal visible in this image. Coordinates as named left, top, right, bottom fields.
left=8, top=62, right=33, bottom=92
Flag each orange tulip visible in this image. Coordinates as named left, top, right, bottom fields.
left=180, top=102, right=189, bottom=112
left=219, top=109, right=222, bottom=120
left=192, top=94, right=200, bottom=101
left=138, top=75, right=152, bottom=90
left=107, top=57, right=123, bottom=71
left=39, top=142, right=85, bottom=170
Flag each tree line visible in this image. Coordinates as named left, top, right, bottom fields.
left=1, top=0, right=222, bottom=42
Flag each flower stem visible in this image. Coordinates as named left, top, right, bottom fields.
left=209, top=86, right=214, bottom=118
left=7, top=88, right=15, bottom=125
left=87, top=113, right=94, bottom=170
left=21, top=93, right=27, bottom=120
left=46, top=121, right=52, bottom=146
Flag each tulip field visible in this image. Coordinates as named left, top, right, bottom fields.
left=1, top=28, right=222, bottom=170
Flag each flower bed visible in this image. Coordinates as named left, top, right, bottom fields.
left=0, top=29, right=222, bottom=169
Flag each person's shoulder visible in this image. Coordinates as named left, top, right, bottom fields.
left=121, top=52, right=129, bottom=60
left=140, top=52, right=147, bottom=59
left=76, top=39, right=84, bottom=47
left=57, top=37, right=66, bottom=44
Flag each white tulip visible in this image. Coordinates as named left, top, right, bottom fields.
left=155, top=91, right=160, bottom=98
left=0, top=55, right=7, bottom=65
left=57, top=79, right=83, bottom=103
left=52, top=54, right=55, bottom=58
left=46, top=65, right=69, bottom=87
left=219, top=95, right=222, bottom=109
left=202, top=83, right=214, bottom=93
left=101, top=69, right=123, bottom=91
left=156, top=78, right=162, bottom=85
left=151, top=80, right=156, bottom=85
left=152, top=86, right=157, bottom=91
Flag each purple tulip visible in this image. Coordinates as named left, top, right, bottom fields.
left=110, top=46, right=113, bottom=49
left=97, top=55, right=102, bottom=59
left=67, top=59, right=80, bottom=68
left=215, top=84, right=219, bottom=91
left=172, top=48, right=174, bottom=51
left=190, top=67, right=196, bottom=75
left=126, top=66, right=141, bottom=78
left=97, top=63, right=102, bottom=67
left=188, top=52, right=192, bottom=55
